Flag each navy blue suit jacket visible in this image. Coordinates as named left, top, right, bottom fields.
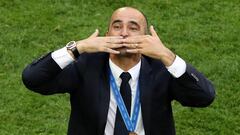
left=22, top=52, right=215, bottom=135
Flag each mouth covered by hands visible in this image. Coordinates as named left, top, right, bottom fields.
left=76, top=25, right=175, bottom=66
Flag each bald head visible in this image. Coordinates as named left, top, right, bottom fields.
left=111, top=7, right=148, bottom=29
left=107, top=7, right=148, bottom=37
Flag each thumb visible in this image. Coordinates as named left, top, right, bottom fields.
left=89, top=29, right=99, bottom=38
left=150, top=25, right=158, bottom=37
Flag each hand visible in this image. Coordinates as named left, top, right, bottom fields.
left=76, top=29, right=124, bottom=54
left=123, top=26, right=176, bottom=66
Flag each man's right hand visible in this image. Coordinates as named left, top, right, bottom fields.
left=76, top=29, right=124, bottom=54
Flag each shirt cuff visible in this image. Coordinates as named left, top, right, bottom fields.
left=166, top=55, right=186, bottom=78
left=51, top=47, right=74, bottom=69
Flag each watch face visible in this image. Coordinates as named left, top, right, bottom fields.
left=66, top=41, right=76, bottom=50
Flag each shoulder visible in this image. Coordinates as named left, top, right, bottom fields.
left=73, top=52, right=109, bottom=71
left=142, top=55, right=167, bottom=71
left=76, top=53, right=108, bottom=63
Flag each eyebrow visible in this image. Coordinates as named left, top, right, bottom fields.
left=129, top=20, right=139, bottom=26
left=112, top=20, right=122, bottom=25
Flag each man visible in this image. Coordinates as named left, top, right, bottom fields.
left=22, top=7, right=215, bottom=135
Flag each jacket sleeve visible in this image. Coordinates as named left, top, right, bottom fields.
left=22, top=53, right=84, bottom=95
left=170, top=64, right=215, bottom=107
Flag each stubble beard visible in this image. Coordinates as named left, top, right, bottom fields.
left=112, top=47, right=141, bottom=63
left=115, top=47, right=135, bottom=57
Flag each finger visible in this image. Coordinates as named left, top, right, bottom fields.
left=105, top=43, right=124, bottom=49
left=106, top=37, right=124, bottom=44
left=102, top=47, right=120, bottom=54
left=89, top=29, right=99, bottom=38
left=126, top=49, right=142, bottom=54
left=150, top=25, right=158, bottom=37
left=122, top=43, right=141, bottom=49
left=122, top=37, right=143, bottom=44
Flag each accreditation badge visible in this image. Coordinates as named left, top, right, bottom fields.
left=110, top=71, right=141, bottom=135
left=129, top=132, right=138, bottom=135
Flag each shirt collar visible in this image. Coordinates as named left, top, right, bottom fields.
left=109, top=59, right=141, bottom=82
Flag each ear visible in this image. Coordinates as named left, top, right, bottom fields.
left=105, top=31, right=109, bottom=36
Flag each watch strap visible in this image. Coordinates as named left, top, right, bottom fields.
left=66, top=41, right=80, bottom=58
left=71, top=47, right=80, bottom=58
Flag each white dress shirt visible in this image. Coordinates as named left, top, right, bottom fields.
left=51, top=47, right=187, bottom=135
left=105, top=59, right=144, bottom=135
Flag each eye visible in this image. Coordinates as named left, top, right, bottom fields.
left=113, top=24, right=121, bottom=30
left=129, top=27, right=138, bottom=31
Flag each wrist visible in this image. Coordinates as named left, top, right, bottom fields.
left=158, top=48, right=176, bottom=67
left=76, top=41, right=85, bottom=54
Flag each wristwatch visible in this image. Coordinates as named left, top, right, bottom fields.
left=66, top=41, right=80, bottom=58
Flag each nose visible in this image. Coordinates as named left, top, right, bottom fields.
left=120, top=27, right=129, bottom=38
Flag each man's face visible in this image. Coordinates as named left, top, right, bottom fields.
left=107, top=7, right=147, bottom=38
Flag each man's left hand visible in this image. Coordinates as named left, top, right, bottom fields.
left=122, top=26, right=176, bottom=67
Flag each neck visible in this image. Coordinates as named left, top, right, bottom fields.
left=110, top=54, right=141, bottom=71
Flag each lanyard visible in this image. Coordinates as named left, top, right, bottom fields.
left=109, top=70, right=141, bottom=132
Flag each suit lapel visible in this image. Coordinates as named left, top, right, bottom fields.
left=139, top=56, right=153, bottom=135
left=97, top=54, right=111, bottom=135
